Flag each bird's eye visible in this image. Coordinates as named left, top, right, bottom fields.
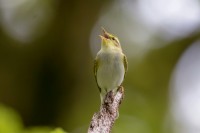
left=112, top=37, right=115, bottom=40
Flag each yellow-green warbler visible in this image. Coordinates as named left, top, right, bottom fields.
left=94, top=28, right=128, bottom=104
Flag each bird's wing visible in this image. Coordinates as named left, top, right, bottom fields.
left=94, top=58, right=101, bottom=92
left=123, top=55, right=128, bottom=78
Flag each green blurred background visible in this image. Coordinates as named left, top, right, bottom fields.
left=0, top=0, right=200, bottom=133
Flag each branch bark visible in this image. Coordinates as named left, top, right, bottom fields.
left=88, top=86, right=124, bottom=133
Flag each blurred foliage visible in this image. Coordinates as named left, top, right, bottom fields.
left=0, top=104, right=23, bottom=133
left=0, top=104, right=67, bottom=133
left=50, top=128, right=66, bottom=133
left=22, top=127, right=67, bottom=133
left=0, top=0, right=200, bottom=133
left=22, top=127, right=52, bottom=133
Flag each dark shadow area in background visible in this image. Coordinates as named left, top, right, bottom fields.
left=30, top=58, right=61, bottom=126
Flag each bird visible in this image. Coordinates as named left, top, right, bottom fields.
left=94, top=28, right=128, bottom=104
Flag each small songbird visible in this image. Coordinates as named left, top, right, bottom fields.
left=94, top=28, right=128, bottom=104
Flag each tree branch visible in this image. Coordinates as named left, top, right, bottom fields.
left=88, top=86, right=124, bottom=133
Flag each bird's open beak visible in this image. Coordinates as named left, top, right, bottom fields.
left=101, top=27, right=109, bottom=39
left=101, top=27, right=106, bottom=35
left=99, top=35, right=107, bottom=44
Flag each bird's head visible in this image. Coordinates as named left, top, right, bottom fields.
left=99, top=27, right=121, bottom=51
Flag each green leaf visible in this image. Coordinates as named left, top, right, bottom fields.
left=50, top=128, right=67, bottom=133
left=0, top=104, right=23, bottom=133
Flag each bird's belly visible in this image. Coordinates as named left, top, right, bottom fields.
left=97, top=60, right=124, bottom=92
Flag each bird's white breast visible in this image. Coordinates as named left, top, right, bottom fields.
left=97, top=50, right=125, bottom=93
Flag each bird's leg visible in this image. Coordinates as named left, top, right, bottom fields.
left=117, top=86, right=124, bottom=104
